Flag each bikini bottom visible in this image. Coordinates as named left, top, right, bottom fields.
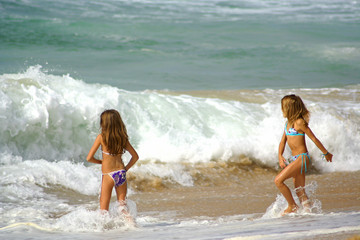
left=288, top=152, right=311, bottom=174
left=103, top=169, right=126, bottom=187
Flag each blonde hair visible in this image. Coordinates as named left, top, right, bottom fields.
left=100, top=109, right=128, bottom=155
left=281, top=95, right=310, bottom=127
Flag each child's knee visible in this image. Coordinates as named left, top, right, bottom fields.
left=274, top=176, right=283, bottom=187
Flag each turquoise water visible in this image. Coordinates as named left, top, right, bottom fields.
left=1, top=0, right=359, bottom=90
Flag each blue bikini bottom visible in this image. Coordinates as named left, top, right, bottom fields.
left=288, top=152, right=311, bottom=174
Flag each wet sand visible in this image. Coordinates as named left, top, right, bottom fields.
left=131, top=171, right=360, bottom=219
left=128, top=170, right=360, bottom=239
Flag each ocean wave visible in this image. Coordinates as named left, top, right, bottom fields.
left=0, top=66, right=359, bottom=174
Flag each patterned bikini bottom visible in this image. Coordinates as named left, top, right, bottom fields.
left=103, top=169, right=127, bottom=187
left=288, top=152, right=311, bottom=174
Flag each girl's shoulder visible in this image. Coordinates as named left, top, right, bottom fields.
left=294, top=118, right=308, bottom=128
left=96, top=134, right=103, bottom=143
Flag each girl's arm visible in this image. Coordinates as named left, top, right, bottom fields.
left=298, top=122, right=333, bottom=162
left=278, top=132, right=287, bottom=168
left=86, top=134, right=103, bottom=164
left=124, top=141, right=139, bottom=171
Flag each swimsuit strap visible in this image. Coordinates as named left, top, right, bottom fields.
left=101, top=146, right=126, bottom=156
left=102, top=150, right=117, bottom=156
left=102, top=169, right=126, bottom=175
left=299, top=152, right=311, bottom=174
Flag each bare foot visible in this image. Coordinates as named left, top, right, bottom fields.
left=282, top=205, right=298, bottom=216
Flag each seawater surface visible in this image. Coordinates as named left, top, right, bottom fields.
left=0, top=67, right=359, bottom=239
left=1, top=0, right=360, bottom=90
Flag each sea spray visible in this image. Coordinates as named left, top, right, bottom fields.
left=49, top=200, right=137, bottom=232
left=262, top=181, right=322, bottom=219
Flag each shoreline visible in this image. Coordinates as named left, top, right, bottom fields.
left=128, top=170, right=360, bottom=239
left=131, top=171, right=360, bottom=219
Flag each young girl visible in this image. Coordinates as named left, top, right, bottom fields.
left=274, top=94, right=332, bottom=215
left=87, top=109, right=139, bottom=215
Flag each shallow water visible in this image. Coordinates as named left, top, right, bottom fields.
left=1, top=165, right=359, bottom=239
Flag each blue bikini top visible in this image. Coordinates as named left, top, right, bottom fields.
left=285, top=122, right=305, bottom=136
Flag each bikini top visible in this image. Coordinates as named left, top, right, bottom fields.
left=102, top=151, right=118, bottom=156
left=285, top=122, right=305, bottom=136
left=102, top=148, right=126, bottom=156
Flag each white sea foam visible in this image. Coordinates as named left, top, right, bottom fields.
left=1, top=159, right=100, bottom=195
left=262, top=181, right=322, bottom=219
left=0, top=157, right=138, bottom=232
left=1, top=66, right=359, bottom=176
left=48, top=199, right=137, bottom=232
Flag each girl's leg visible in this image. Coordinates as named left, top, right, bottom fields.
left=294, top=157, right=311, bottom=209
left=274, top=157, right=305, bottom=214
left=294, top=179, right=311, bottom=210
left=115, top=182, right=134, bottom=223
left=115, top=181, right=127, bottom=202
left=100, top=175, right=114, bottom=211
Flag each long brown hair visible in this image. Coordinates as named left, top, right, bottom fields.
left=281, top=94, right=310, bottom=127
left=100, top=109, right=128, bottom=155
